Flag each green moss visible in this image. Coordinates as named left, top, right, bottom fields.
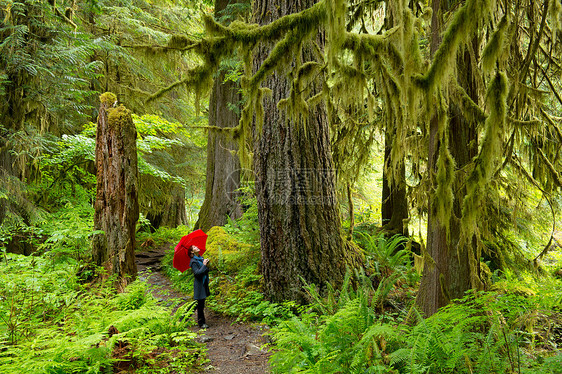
left=100, top=92, right=117, bottom=106
left=455, top=83, right=487, bottom=123
left=107, top=105, right=133, bottom=129
left=461, top=71, right=508, bottom=245
left=433, top=97, right=455, bottom=236
left=417, top=0, right=495, bottom=92
left=204, top=226, right=253, bottom=273
left=167, top=34, right=191, bottom=49
left=548, top=0, right=562, bottom=35
left=482, top=13, right=509, bottom=75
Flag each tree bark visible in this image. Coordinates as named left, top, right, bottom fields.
left=195, top=0, right=243, bottom=232
left=252, top=0, right=357, bottom=303
left=92, top=93, right=139, bottom=291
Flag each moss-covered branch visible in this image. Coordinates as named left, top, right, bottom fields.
left=146, top=65, right=214, bottom=113
left=481, top=12, right=509, bottom=74
left=535, top=146, right=562, bottom=187
left=414, top=0, right=495, bottom=92
left=203, top=1, right=327, bottom=43
left=519, top=0, right=550, bottom=81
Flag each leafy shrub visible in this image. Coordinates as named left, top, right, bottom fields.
left=137, top=225, right=192, bottom=249
left=223, top=184, right=260, bottom=246
left=38, top=201, right=97, bottom=262
left=359, top=233, right=418, bottom=283
left=208, top=262, right=297, bottom=324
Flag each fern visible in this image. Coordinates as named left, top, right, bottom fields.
left=271, top=268, right=406, bottom=373
left=358, top=232, right=413, bottom=279
left=0, top=253, right=203, bottom=373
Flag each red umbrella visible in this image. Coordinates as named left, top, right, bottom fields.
left=173, top=229, right=208, bottom=273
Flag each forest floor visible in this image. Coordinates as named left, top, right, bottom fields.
left=135, top=244, right=272, bottom=374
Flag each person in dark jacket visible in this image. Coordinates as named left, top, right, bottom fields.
left=188, top=245, right=210, bottom=328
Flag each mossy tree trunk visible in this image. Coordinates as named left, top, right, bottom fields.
left=417, top=0, right=479, bottom=316
left=0, top=83, right=21, bottom=227
left=252, top=0, right=357, bottom=303
left=195, top=0, right=243, bottom=232
left=194, top=9, right=241, bottom=231
left=92, top=93, right=139, bottom=291
left=380, top=3, right=409, bottom=238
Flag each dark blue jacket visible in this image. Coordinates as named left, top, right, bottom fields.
left=190, top=256, right=210, bottom=300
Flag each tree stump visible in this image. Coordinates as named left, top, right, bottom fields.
left=92, top=92, right=139, bottom=291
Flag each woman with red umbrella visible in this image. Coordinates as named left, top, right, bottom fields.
left=188, top=244, right=210, bottom=328
left=173, top=229, right=210, bottom=328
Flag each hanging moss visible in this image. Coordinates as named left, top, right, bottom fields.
left=454, top=83, right=487, bottom=124
left=433, top=95, right=455, bottom=237
left=146, top=65, right=214, bottom=115
left=167, top=34, right=192, bottom=49
left=548, top=0, right=562, bottom=42
left=481, top=13, right=509, bottom=75
left=203, top=0, right=326, bottom=44
left=325, top=0, right=346, bottom=67
left=415, top=0, right=496, bottom=92
left=461, top=71, right=508, bottom=242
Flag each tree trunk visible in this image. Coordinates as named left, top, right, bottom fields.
left=381, top=126, right=409, bottom=236
left=380, top=4, right=409, bottom=238
left=252, top=0, right=357, bottom=303
left=417, top=0, right=479, bottom=316
left=92, top=93, right=139, bottom=291
left=146, top=183, right=188, bottom=229
left=195, top=0, right=243, bottom=232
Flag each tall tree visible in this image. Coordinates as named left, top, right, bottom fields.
left=195, top=0, right=244, bottom=232
left=250, top=0, right=358, bottom=302
left=416, top=0, right=562, bottom=315
left=416, top=0, right=501, bottom=316
left=145, top=0, right=363, bottom=301
left=0, top=0, right=99, bottom=252
left=84, top=0, right=208, bottom=229
left=417, top=24, right=477, bottom=316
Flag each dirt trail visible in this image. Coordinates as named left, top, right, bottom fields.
left=136, top=244, right=271, bottom=374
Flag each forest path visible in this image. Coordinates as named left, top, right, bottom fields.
left=135, top=243, right=271, bottom=374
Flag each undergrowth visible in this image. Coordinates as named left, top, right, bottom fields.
left=267, top=234, right=562, bottom=373
left=0, top=253, right=205, bottom=374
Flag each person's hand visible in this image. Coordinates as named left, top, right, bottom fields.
left=203, top=259, right=209, bottom=266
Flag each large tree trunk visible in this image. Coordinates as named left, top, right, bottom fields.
left=252, top=0, right=357, bottom=303
left=417, top=0, right=479, bottom=316
left=92, top=93, right=139, bottom=291
left=195, top=0, right=243, bottom=232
